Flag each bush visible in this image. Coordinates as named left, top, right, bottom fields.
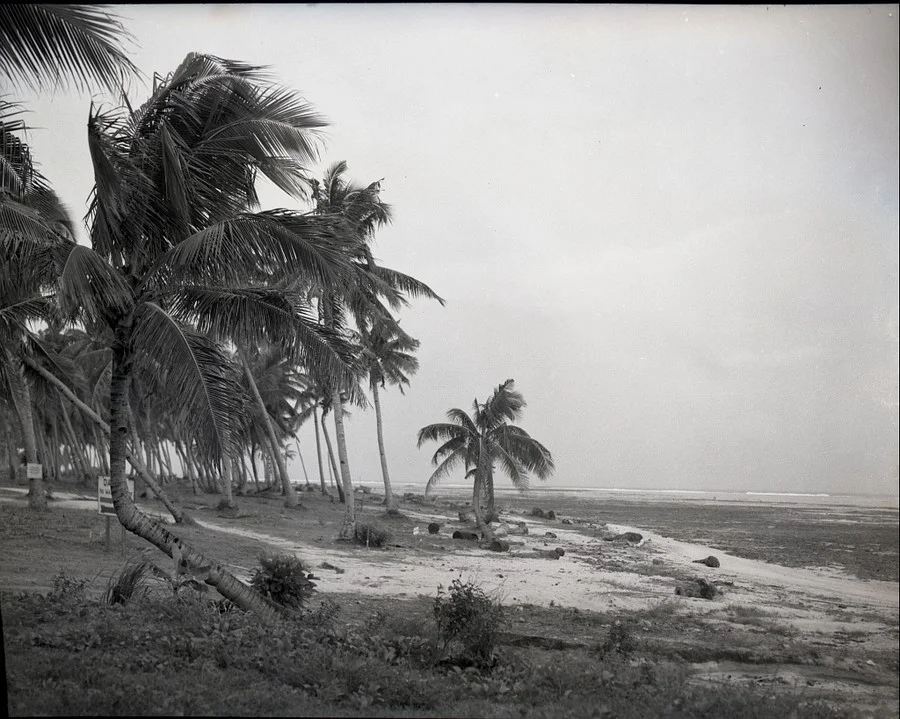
left=49, top=572, right=89, bottom=602
left=433, top=578, right=504, bottom=667
left=597, top=620, right=636, bottom=657
left=354, top=521, right=391, bottom=548
left=103, top=560, right=153, bottom=606
left=249, top=553, right=317, bottom=609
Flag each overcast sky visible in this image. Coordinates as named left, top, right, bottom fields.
left=13, top=4, right=900, bottom=496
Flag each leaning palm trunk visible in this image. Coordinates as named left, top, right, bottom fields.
left=331, top=388, right=356, bottom=537
left=241, top=356, right=298, bottom=508
left=220, top=454, right=236, bottom=509
left=59, top=400, right=90, bottom=484
left=108, top=335, right=276, bottom=619
left=320, top=416, right=344, bottom=502
left=313, top=407, right=327, bottom=495
left=4, top=357, right=46, bottom=510
left=371, top=383, right=398, bottom=512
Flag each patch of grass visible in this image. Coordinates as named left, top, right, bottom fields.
left=102, top=560, right=153, bottom=606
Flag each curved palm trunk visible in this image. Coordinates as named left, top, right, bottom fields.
left=313, top=408, right=327, bottom=495
left=241, top=356, right=298, bottom=508
left=59, top=400, right=90, bottom=485
left=108, top=329, right=276, bottom=620
left=221, top=454, right=236, bottom=509
left=4, top=358, right=46, bottom=510
left=371, top=383, right=398, bottom=513
left=331, top=388, right=355, bottom=537
left=22, top=355, right=188, bottom=523
left=320, top=417, right=344, bottom=502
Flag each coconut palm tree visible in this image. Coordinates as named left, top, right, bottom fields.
left=417, top=379, right=555, bottom=537
left=27, top=53, right=359, bottom=618
left=0, top=4, right=137, bottom=94
left=357, top=317, right=419, bottom=513
left=309, top=160, right=443, bottom=536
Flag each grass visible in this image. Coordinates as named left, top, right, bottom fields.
left=3, top=584, right=857, bottom=718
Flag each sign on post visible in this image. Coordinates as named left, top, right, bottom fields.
left=97, top=476, right=134, bottom=515
left=26, top=463, right=42, bottom=479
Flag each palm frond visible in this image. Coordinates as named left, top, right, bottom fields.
left=416, top=421, right=470, bottom=449
left=0, top=5, right=138, bottom=93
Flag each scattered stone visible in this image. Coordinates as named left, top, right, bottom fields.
left=675, top=578, right=718, bottom=600
left=604, top=532, right=643, bottom=544
left=652, top=558, right=664, bottom=566
left=489, top=539, right=510, bottom=552
left=452, top=530, right=479, bottom=541
left=546, top=510, right=557, bottom=520
left=692, top=555, right=720, bottom=568
left=458, top=510, right=476, bottom=524
left=494, top=523, right=510, bottom=538
left=561, top=518, right=573, bottom=525
left=555, top=547, right=565, bottom=557
left=517, top=522, right=529, bottom=535
left=428, top=522, right=441, bottom=535
left=319, top=561, right=345, bottom=575
left=530, top=508, right=546, bottom=518
left=544, top=531, right=557, bottom=539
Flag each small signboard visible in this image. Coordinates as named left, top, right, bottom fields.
left=98, top=476, right=134, bottom=516
left=26, top=463, right=42, bottom=479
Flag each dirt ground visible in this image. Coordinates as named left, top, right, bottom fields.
left=1, top=479, right=898, bottom=716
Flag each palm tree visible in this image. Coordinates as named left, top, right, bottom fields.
left=358, top=317, right=419, bottom=513
left=0, top=4, right=137, bottom=94
left=19, top=53, right=359, bottom=618
left=310, top=160, right=443, bottom=536
left=417, top=379, right=555, bottom=538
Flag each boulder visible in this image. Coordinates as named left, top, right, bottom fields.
left=530, top=508, right=546, bottom=518
left=692, top=555, right=720, bottom=568
left=546, top=510, right=557, bottom=520
left=554, top=547, right=565, bottom=557
left=604, top=532, right=643, bottom=544
left=428, top=522, right=441, bottom=535
left=561, top=518, right=574, bottom=525
left=452, top=530, right=479, bottom=541
left=675, top=578, right=718, bottom=600
left=517, top=521, right=529, bottom=535
left=544, top=531, right=557, bottom=539
left=488, top=539, right=510, bottom=552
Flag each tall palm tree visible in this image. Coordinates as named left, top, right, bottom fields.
left=417, top=379, right=555, bottom=537
left=21, top=53, right=359, bottom=617
left=0, top=4, right=137, bottom=94
left=358, top=317, right=419, bottom=513
left=310, top=160, right=443, bottom=536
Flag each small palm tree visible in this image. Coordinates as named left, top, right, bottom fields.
left=417, top=379, right=554, bottom=538
left=358, top=317, right=420, bottom=513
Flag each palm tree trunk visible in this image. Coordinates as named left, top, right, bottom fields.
left=59, top=399, right=90, bottom=485
left=313, top=407, right=327, bottom=495
left=331, top=388, right=356, bottom=538
left=371, top=383, right=398, bottom=513
left=22, top=355, right=188, bottom=523
left=221, top=454, right=236, bottom=509
left=294, top=438, right=310, bottom=488
left=241, top=355, right=298, bottom=508
left=4, top=417, right=17, bottom=482
left=4, top=357, right=46, bottom=510
left=108, top=323, right=276, bottom=620
left=473, top=449, right=496, bottom=543
left=320, top=411, right=344, bottom=503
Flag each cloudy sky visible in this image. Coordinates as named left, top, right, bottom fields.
left=14, top=4, right=899, bottom=496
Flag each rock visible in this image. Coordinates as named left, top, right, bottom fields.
left=652, top=558, right=664, bottom=566
left=517, top=522, right=529, bottom=535
left=319, top=561, right=345, bottom=574
left=561, top=518, right=573, bottom=525
left=692, top=555, right=720, bottom=568
left=546, top=510, right=557, bottom=520
left=544, top=531, right=557, bottom=539
left=452, top=530, right=479, bottom=541
left=458, top=510, right=476, bottom=523
left=675, top=578, right=718, bottom=600
left=428, top=522, right=441, bottom=535
left=530, top=507, right=546, bottom=518
left=489, top=539, right=510, bottom=552
left=555, top=547, right=565, bottom=557
left=604, top=531, right=643, bottom=544
left=494, top=523, right=510, bottom=538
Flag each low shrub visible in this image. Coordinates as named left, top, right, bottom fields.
left=354, top=521, right=391, bottom=548
left=102, top=560, right=153, bottom=606
left=433, top=577, right=504, bottom=667
left=249, top=553, right=317, bottom=609
left=48, top=571, right=89, bottom=602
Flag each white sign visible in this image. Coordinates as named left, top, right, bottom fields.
left=26, top=463, right=42, bottom=480
left=98, top=476, right=135, bottom=516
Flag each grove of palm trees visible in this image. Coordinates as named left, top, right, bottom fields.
left=2, top=5, right=897, bottom=718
